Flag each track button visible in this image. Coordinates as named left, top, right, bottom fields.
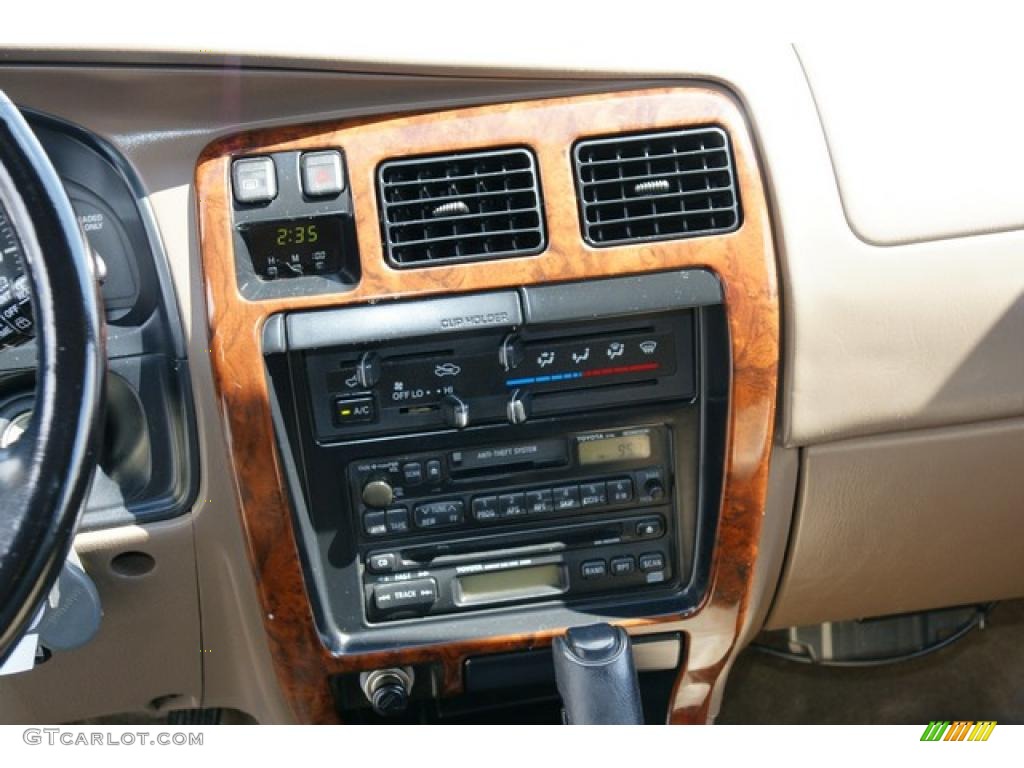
left=373, top=578, right=438, bottom=613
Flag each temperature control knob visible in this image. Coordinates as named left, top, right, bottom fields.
left=506, top=389, right=531, bottom=425
left=361, top=477, right=394, bottom=508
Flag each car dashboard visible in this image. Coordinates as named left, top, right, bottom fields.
left=0, top=41, right=1021, bottom=725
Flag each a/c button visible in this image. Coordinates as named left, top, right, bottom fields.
left=333, top=396, right=376, bottom=426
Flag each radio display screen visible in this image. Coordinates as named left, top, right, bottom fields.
left=578, top=433, right=652, bottom=465
left=457, top=564, right=566, bottom=606
left=241, top=216, right=344, bottom=279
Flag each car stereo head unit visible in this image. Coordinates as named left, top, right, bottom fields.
left=351, top=424, right=675, bottom=621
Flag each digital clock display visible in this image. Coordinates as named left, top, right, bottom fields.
left=241, top=216, right=345, bottom=280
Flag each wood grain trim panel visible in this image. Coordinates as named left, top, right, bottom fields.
left=195, top=86, right=778, bottom=724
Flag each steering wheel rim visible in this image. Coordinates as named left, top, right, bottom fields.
left=0, top=93, right=105, bottom=664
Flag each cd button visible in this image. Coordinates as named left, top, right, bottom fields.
left=579, top=482, right=608, bottom=507
left=552, top=485, right=580, bottom=511
left=367, top=552, right=398, bottom=573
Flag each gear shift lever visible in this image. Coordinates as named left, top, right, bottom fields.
left=552, top=623, right=644, bottom=724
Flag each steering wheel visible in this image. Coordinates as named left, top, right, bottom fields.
left=0, top=92, right=105, bottom=664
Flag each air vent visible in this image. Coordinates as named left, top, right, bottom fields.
left=573, top=126, right=740, bottom=247
left=378, top=148, right=546, bottom=267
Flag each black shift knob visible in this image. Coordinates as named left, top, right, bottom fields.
left=552, top=623, right=643, bottom=724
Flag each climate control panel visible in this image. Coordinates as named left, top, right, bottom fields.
left=305, top=313, right=694, bottom=441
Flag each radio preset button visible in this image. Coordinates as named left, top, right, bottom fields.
left=607, top=478, right=634, bottom=504
left=363, top=510, right=388, bottom=536
left=639, top=552, right=666, bottom=573
left=425, top=459, right=442, bottom=483
left=635, top=518, right=664, bottom=538
left=581, top=560, right=607, bottom=579
left=367, top=552, right=398, bottom=573
left=373, top=578, right=438, bottom=614
left=472, top=496, right=499, bottom=522
left=414, top=500, right=464, bottom=529
left=610, top=556, right=636, bottom=576
left=385, top=507, right=410, bottom=534
left=552, top=485, right=581, bottom=511
left=525, top=489, right=554, bottom=515
left=579, top=482, right=608, bottom=508
left=498, top=493, right=528, bottom=519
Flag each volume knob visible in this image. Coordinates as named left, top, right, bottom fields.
left=362, top=478, right=394, bottom=508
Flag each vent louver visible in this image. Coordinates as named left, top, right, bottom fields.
left=377, top=147, right=546, bottom=267
left=573, top=126, right=740, bottom=246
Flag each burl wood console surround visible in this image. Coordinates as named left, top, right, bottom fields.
left=196, top=86, right=778, bottom=724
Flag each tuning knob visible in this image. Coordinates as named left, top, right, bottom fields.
left=506, top=389, right=531, bottom=425
left=361, top=477, right=394, bottom=508
left=441, top=394, right=470, bottom=429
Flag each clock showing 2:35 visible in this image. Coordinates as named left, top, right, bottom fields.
left=275, top=224, right=319, bottom=246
